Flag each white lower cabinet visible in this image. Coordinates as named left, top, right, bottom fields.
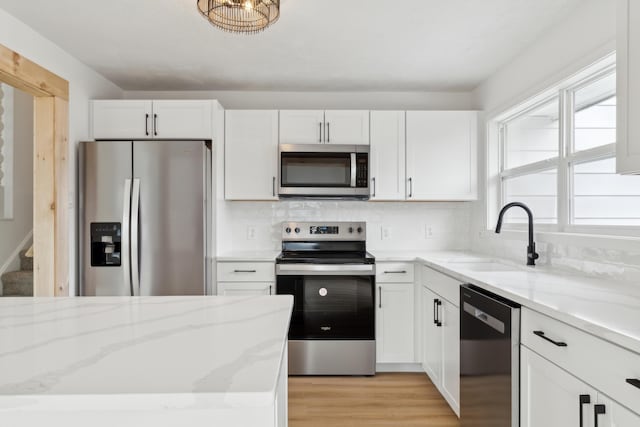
left=522, top=344, right=640, bottom=427
left=421, top=270, right=460, bottom=416
left=376, top=282, right=415, bottom=363
left=217, top=282, right=274, bottom=296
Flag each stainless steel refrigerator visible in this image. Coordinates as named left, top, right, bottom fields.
left=79, top=140, right=211, bottom=296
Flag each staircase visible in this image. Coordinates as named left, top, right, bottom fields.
left=1, top=250, right=33, bottom=297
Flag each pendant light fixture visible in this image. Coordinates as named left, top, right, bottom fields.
left=197, top=0, right=280, bottom=34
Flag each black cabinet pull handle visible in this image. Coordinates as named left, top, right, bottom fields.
left=433, top=299, right=438, bottom=325
left=594, top=404, right=606, bottom=427
left=319, top=122, right=323, bottom=143
left=533, top=330, right=567, bottom=347
left=372, top=177, right=376, bottom=198
left=436, top=299, right=442, bottom=327
left=626, top=378, right=640, bottom=389
left=145, top=114, right=149, bottom=136
left=326, top=122, right=330, bottom=143
left=579, top=395, right=591, bottom=427
left=153, top=113, right=158, bottom=136
left=269, top=285, right=273, bottom=295
left=234, top=269, right=257, bottom=273
left=384, top=270, right=407, bottom=274
left=378, top=286, right=382, bottom=309
left=408, top=177, right=413, bottom=198
left=272, top=176, right=276, bottom=197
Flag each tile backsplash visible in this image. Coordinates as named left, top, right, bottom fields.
left=217, top=201, right=472, bottom=253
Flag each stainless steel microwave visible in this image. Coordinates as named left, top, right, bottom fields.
left=278, top=144, right=370, bottom=199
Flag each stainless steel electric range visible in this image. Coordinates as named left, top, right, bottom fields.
left=276, top=222, right=376, bottom=376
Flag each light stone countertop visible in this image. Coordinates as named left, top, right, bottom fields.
left=373, top=250, right=640, bottom=355
left=216, top=251, right=281, bottom=262
left=0, top=296, right=293, bottom=420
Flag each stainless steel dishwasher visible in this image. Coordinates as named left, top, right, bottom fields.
left=460, top=284, right=521, bottom=427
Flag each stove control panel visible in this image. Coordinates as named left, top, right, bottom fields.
left=282, top=222, right=366, bottom=241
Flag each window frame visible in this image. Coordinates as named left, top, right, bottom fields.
left=488, top=56, right=640, bottom=237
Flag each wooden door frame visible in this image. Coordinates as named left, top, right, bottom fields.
left=0, top=43, right=69, bottom=296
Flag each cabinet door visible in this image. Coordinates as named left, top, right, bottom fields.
left=521, top=346, right=597, bottom=427
left=422, top=287, right=442, bottom=385
left=225, top=110, right=279, bottom=200
left=597, top=394, right=640, bottom=427
left=279, top=110, right=325, bottom=144
left=406, top=111, right=477, bottom=201
left=217, top=282, right=274, bottom=296
left=617, top=0, right=640, bottom=173
left=91, top=100, right=152, bottom=140
left=370, top=111, right=406, bottom=200
left=324, top=110, right=370, bottom=145
left=441, top=298, right=460, bottom=415
left=152, top=100, right=212, bottom=139
left=376, top=283, right=414, bottom=363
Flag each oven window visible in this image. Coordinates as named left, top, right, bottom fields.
left=277, top=275, right=375, bottom=340
left=281, top=153, right=351, bottom=187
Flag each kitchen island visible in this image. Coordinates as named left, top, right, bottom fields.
left=0, top=296, right=293, bottom=427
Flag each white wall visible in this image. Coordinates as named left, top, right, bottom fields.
left=0, top=8, right=123, bottom=294
left=469, top=0, right=640, bottom=282
left=0, top=87, right=33, bottom=278
left=123, top=90, right=473, bottom=111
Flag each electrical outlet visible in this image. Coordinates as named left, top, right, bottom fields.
left=381, top=227, right=391, bottom=240
left=247, top=226, right=256, bottom=240
left=425, top=226, right=434, bottom=239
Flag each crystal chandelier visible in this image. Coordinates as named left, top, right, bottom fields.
left=197, top=0, right=280, bottom=34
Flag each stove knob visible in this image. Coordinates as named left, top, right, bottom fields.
left=348, top=227, right=354, bottom=233
left=295, top=227, right=301, bottom=234
left=357, top=227, right=363, bottom=234
left=285, top=227, right=292, bottom=234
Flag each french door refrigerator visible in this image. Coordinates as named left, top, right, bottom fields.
left=79, top=140, right=211, bottom=296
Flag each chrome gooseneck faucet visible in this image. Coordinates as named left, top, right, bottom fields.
left=495, top=202, right=540, bottom=266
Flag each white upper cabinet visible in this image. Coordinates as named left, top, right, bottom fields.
left=91, top=100, right=152, bottom=140
left=617, top=0, right=640, bottom=174
left=323, top=110, right=370, bottom=145
left=370, top=111, right=406, bottom=200
left=279, top=110, right=369, bottom=144
left=225, top=110, right=279, bottom=200
left=279, top=110, right=325, bottom=144
left=91, top=100, right=213, bottom=140
left=406, top=111, right=477, bottom=201
left=151, top=100, right=213, bottom=139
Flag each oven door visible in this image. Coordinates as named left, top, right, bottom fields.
left=276, top=267, right=375, bottom=340
left=279, top=144, right=369, bottom=197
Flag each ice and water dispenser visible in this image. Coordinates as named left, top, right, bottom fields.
left=90, top=223, right=122, bottom=266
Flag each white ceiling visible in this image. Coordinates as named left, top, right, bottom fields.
left=0, top=0, right=584, bottom=91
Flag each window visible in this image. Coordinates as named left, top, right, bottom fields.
left=492, top=56, right=640, bottom=234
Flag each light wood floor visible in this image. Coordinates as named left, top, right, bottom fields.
left=288, top=373, right=460, bottom=427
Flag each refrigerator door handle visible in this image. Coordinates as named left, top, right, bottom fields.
left=122, top=179, right=133, bottom=296
left=131, top=178, right=141, bottom=296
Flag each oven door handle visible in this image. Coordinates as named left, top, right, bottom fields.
left=276, top=264, right=376, bottom=276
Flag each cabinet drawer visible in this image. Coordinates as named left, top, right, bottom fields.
left=376, top=263, right=414, bottom=283
left=522, top=308, right=640, bottom=415
left=217, top=282, right=274, bottom=296
left=217, top=262, right=275, bottom=282
left=421, top=265, right=460, bottom=306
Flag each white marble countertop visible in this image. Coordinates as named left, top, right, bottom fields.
left=0, top=296, right=293, bottom=414
left=372, top=250, right=640, bottom=355
left=216, top=251, right=280, bottom=262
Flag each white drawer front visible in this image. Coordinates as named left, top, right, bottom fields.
left=421, top=265, right=460, bottom=307
left=376, top=263, right=415, bottom=283
left=217, top=262, right=275, bottom=282
left=522, top=308, right=640, bottom=416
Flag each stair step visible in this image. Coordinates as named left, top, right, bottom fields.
left=19, top=250, right=33, bottom=272
left=1, top=270, right=33, bottom=297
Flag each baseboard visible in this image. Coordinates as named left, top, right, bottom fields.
left=376, top=363, right=423, bottom=373
left=0, top=231, right=33, bottom=278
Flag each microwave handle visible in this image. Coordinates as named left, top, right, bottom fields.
left=350, top=153, right=357, bottom=187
